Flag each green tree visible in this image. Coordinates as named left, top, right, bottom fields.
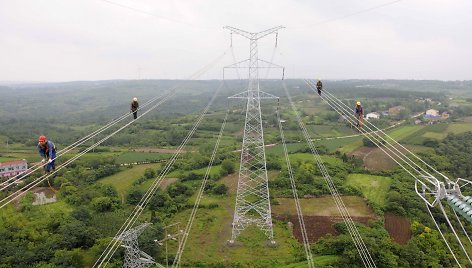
left=91, top=197, right=114, bottom=212
left=144, top=168, right=156, bottom=179
left=221, top=159, right=235, bottom=174
left=59, top=221, right=98, bottom=249
left=52, top=249, right=83, bottom=268
left=212, top=184, right=228, bottom=195
left=126, top=187, right=144, bottom=205
left=71, top=207, right=91, bottom=223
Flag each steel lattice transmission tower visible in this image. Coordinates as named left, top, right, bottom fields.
left=116, top=223, right=163, bottom=268
left=225, top=26, right=284, bottom=244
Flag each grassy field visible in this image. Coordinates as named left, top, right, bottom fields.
left=345, top=174, right=392, bottom=207
left=266, top=143, right=308, bottom=156
left=306, top=125, right=351, bottom=137
left=115, top=151, right=172, bottom=163
left=447, top=123, right=472, bottom=134
left=316, top=136, right=363, bottom=153
left=287, top=153, right=342, bottom=166
left=282, top=256, right=339, bottom=267
left=338, top=138, right=363, bottom=154
left=400, top=123, right=472, bottom=144
left=168, top=192, right=302, bottom=267
left=387, top=125, right=424, bottom=141
left=0, top=150, right=39, bottom=163
left=272, top=196, right=375, bottom=217
left=99, top=163, right=161, bottom=198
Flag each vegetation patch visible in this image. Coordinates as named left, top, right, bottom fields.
left=315, top=136, right=363, bottom=153
left=115, top=151, right=172, bottom=164
left=345, top=174, right=391, bottom=207
left=272, top=196, right=375, bottom=218
left=99, top=163, right=161, bottom=198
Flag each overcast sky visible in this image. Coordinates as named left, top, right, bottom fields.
left=1, top=0, right=471, bottom=81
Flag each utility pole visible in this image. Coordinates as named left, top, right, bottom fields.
left=154, top=222, right=184, bottom=268
left=225, top=26, right=284, bottom=245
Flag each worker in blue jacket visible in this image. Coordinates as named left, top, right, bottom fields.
left=37, top=135, right=57, bottom=173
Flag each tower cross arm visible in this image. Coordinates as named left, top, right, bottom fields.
left=254, top=25, right=285, bottom=39
left=223, top=26, right=284, bottom=40
left=223, top=26, right=253, bottom=39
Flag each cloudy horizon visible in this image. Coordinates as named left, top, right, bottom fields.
left=1, top=0, right=471, bottom=82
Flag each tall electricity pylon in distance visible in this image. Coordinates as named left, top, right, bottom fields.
left=225, top=26, right=284, bottom=244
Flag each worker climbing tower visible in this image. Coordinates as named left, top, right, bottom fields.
left=225, top=26, right=284, bottom=244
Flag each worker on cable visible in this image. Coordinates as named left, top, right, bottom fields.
left=355, top=101, right=364, bottom=129
left=316, top=80, right=323, bottom=96
left=37, top=135, right=57, bottom=174
left=130, top=97, right=139, bottom=120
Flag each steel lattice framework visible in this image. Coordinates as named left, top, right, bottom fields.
left=225, top=26, right=284, bottom=244
left=116, top=223, right=162, bottom=268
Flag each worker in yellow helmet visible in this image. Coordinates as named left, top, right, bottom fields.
left=355, top=101, right=363, bottom=129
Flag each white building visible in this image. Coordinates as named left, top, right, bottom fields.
left=426, top=109, right=439, bottom=117
left=365, top=112, right=380, bottom=120
left=0, top=159, right=28, bottom=178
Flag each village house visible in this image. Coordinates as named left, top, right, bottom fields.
left=425, top=109, right=440, bottom=118
left=365, top=112, right=380, bottom=120
left=0, top=159, right=28, bottom=178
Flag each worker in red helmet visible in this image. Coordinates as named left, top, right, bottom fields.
left=37, top=135, right=57, bottom=174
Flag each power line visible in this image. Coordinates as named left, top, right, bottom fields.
left=172, top=110, right=229, bottom=267
left=98, top=0, right=217, bottom=30
left=308, top=80, right=472, bottom=266
left=94, top=82, right=223, bottom=268
left=284, top=81, right=376, bottom=267
left=0, top=49, right=229, bottom=209
left=294, top=0, right=403, bottom=29
left=276, top=107, right=314, bottom=267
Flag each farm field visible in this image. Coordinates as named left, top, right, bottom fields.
left=115, top=151, right=172, bottom=163
left=315, top=136, right=363, bottom=153
left=99, top=163, right=161, bottom=198
left=345, top=174, right=392, bottom=207
left=384, top=213, right=412, bottom=245
left=272, top=196, right=375, bottom=218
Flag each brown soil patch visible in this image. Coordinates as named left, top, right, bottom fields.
left=132, top=147, right=185, bottom=153
left=350, top=146, right=397, bottom=171
left=384, top=212, right=412, bottom=245
left=273, top=214, right=374, bottom=243
left=220, top=173, right=238, bottom=194
left=272, top=196, right=375, bottom=218
left=159, top=178, right=177, bottom=189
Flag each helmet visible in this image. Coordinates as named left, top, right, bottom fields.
left=133, top=97, right=138, bottom=102
left=356, top=101, right=361, bottom=105
left=38, top=135, right=47, bottom=142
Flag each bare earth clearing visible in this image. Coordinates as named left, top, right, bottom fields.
left=384, top=212, right=412, bottom=245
